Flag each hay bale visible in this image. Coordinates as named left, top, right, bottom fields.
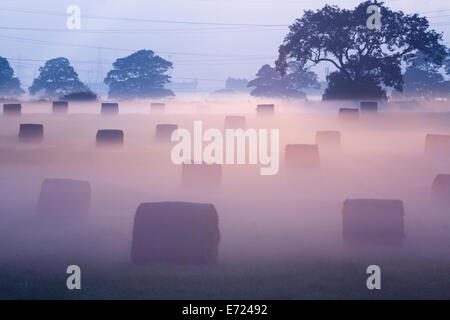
left=156, top=124, right=178, bottom=141
left=19, top=124, right=43, bottom=143
left=101, top=102, right=119, bottom=115
left=342, top=199, right=405, bottom=245
left=339, top=108, right=359, bottom=121
left=432, top=174, right=450, bottom=206
left=3, top=103, right=21, bottom=116
left=96, top=129, right=124, bottom=146
left=131, top=202, right=220, bottom=265
left=316, top=131, right=341, bottom=152
left=182, top=162, right=222, bottom=186
left=360, top=101, right=378, bottom=113
left=52, top=101, right=69, bottom=114
left=285, top=144, right=320, bottom=168
left=425, top=134, right=450, bottom=157
left=257, top=104, right=275, bottom=115
left=38, top=179, right=91, bottom=217
left=151, top=102, right=165, bottom=109
left=224, top=116, right=245, bottom=129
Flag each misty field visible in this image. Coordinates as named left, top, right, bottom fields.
left=0, top=99, right=450, bottom=299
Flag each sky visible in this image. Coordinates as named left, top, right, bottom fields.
left=1, top=0, right=450, bottom=93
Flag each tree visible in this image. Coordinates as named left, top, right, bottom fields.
left=0, top=56, right=24, bottom=98
left=247, top=63, right=320, bottom=99
left=396, top=52, right=449, bottom=99
left=29, top=57, right=88, bottom=98
left=61, top=90, right=98, bottom=101
left=104, top=49, right=174, bottom=99
left=275, top=1, right=447, bottom=100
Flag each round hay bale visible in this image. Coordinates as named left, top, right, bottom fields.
left=38, top=178, right=91, bottom=217
left=342, top=199, right=405, bottom=246
left=131, top=202, right=220, bottom=265
left=3, top=103, right=21, bottom=116
left=338, top=108, right=359, bottom=121
left=151, top=102, right=165, bottom=109
left=360, top=101, right=378, bottom=113
left=425, top=134, right=450, bottom=157
left=432, top=174, right=450, bottom=206
left=19, top=124, right=44, bottom=143
left=155, top=124, right=178, bottom=141
left=182, top=162, right=222, bottom=187
left=52, top=101, right=69, bottom=114
left=256, top=104, right=275, bottom=115
left=101, top=102, right=119, bottom=115
left=285, top=144, right=320, bottom=169
left=96, top=129, right=124, bottom=146
left=316, top=131, right=341, bottom=153
left=224, top=116, right=246, bottom=129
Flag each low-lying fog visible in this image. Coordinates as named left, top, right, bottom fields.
left=0, top=98, right=449, bottom=298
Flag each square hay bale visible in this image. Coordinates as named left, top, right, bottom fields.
left=224, top=116, right=246, bottom=129
left=316, top=131, right=341, bottom=152
left=257, top=104, right=275, bottom=115
left=339, top=108, right=359, bottom=121
left=101, top=102, right=119, bottom=115
left=342, top=199, right=405, bottom=245
left=425, top=134, right=450, bottom=157
left=131, top=202, right=220, bottom=265
left=432, top=174, right=450, bottom=206
left=360, top=101, right=378, bottom=113
left=156, top=124, right=178, bottom=141
left=52, top=101, right=69, bottom=114
left=182, top=162, right=222, bottom=187
left=19, top=124, right=44, bottom=143
left=96, top=129, right=124, bottom=146
left=3, top=103, right=21, bottom=116
left=38, top=179, right=91, bottom=217
left=285, top=144, right=320, bottom=168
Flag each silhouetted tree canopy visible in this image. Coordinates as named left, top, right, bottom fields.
left=29, top=57, right=88, bottom=98
left=104, top=49, right=174, bottom=99
left=395, top=52, right=450, bottom=99
left=0, top=56, right=24, bottom=98
left=276, top=1, right=447, bottom=100
left=248, top=63, right=320, bottom=99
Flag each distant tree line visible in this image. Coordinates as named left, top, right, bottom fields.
left=1, top=1, right=450, bottom=101
left=0, top=49, right=174, bottom=101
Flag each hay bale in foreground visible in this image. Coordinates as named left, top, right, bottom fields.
left=182, top=162, right=222, bottom=187
left=257, top=104, right=275, bottom=115
left=432, top=174, right=450, bottom=206
left=360, top=101, right=378, bottom=113
left=425, top=134, right=450, bottom=157
left=342, top=199, right=405, bottom=245
left=3, top=103, right=21, bottom=116
left=101, top=102, right=119, bottom=115
left=19, top=124, right=43, bottom=143
left=156, top=124, right=178, bottom=141
left=338, top=108, right=359, bottom=121
left=131, top=202, right=220, bottom=265
left=52, top=101, right=69, bottom=114
left=96, top=129, right=124, bottom=146
left=224, top=116, right=245, bottom=129
left=38, top=179, right=91, bottom=217
left=316, top=131, right=341, bottom=152
left=285, top=144, right=320, bottom=168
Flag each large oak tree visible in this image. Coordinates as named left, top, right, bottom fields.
left=275, top=1, right=447, bottom=100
